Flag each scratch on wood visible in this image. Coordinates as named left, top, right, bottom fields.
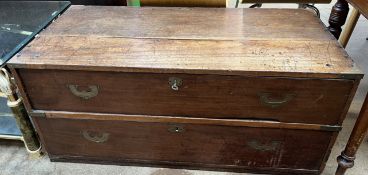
left=313, top=94, right=324, bottom=103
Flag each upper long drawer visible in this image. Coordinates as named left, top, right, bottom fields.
left=17, top=69, right=354, bottom=125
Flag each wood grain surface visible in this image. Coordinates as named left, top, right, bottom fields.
left=39, top=7, right=331, bottom=40
left=34, top=116, right=333, bottom=173
left=7, top=7, right=362, bottom=79
left=19, top=69, right=354, bottom=125
left=41, top=111, right=342, bottom=131
left=242, top=0, right=331, bottom=3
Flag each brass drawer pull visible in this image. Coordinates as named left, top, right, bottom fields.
left=168, top=124, right=185, bottom=133
left=168, top=77, right=182, bottom=91
left=259, top=92, right=295, bottom=108
left=68, top=85, right=99, bottom=100
left=82, top=131, right=109, bottom=143
left=247, top=140, right=281, bottom=151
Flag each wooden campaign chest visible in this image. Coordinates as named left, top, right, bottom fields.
left=7, top=6, right=363, bottom=175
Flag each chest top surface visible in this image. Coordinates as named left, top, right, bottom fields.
left=8, top=6, right=362, bottom=79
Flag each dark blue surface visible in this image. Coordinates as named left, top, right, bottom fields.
left=0, top=97, right=21, bottom=136
left=0, top=1, right=70, bottom=66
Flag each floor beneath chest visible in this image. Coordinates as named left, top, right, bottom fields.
left=1, top=1, right=368, bottom=175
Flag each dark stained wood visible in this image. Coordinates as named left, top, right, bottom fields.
left=7, top=6, right=364, bottom=174
left=49, top=157, right=320, bottom=175
left=328, top=0, right=350, bottom=39
left=336, top=79, right=361, bottom=125
left=19, top=69, right=355, bottom=125
left=42, top=111, right=342, bottom=131
left=335, top=94, right=368, bottom=175
left=33, top=116, right=333, bottom=174
left=7, top=7, right=362, bottom=79
left=319, top=131, right=339, bottom=172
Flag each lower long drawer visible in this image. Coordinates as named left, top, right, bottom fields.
left=33, top=114, right=334, bottom=174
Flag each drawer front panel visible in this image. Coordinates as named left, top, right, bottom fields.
left=20, top=69, right=353, bottom=125
left=34, top=116, right=332, bottom=172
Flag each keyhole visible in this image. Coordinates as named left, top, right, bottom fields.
left=168, top=125, right=184, bottom=133
left=171, top=81, right=179, bottom=91
left=168, top=77, right=182, bottom=91
left=174, top=127, right=180, bottom=132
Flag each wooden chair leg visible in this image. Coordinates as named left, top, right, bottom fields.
left=336, top=94, right=368, bottom=175
left=328, top=0, right=349, bottom=39
left=339, top=7, right=361, bottom=48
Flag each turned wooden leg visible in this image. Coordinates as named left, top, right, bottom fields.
left=339, top=7, right=361, bottom=48
left=336, top=94, right=368, bottom=175
left=328, top=0, right=349, bottom=39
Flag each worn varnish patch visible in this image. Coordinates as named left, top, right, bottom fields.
left=8, top=7, right=362, bottom=79
left=40, top=7, right=330, bottom=41
left=10, top=36, right=361, bottom=79
left=34, top=116, right=332, bottom=171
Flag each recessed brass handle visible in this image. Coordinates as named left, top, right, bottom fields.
left=247, top=140, right=281, bottom=151
left=82, top=131, right=109, bottom=143
left=259, top=92, right=295, bottom=108
left=68, top=85, right=99, bottom=100
left=168, top=77, right=182, bottom=91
